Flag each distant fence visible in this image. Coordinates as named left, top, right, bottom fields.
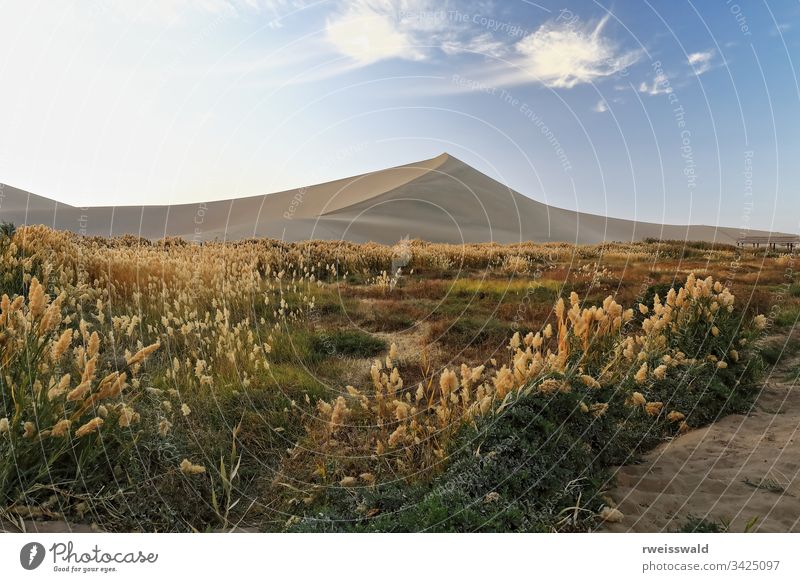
left=736, top=235, right=799, bottom=250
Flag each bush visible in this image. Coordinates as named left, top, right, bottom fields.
left=0, top=222, right=21, bottom=297
left=290, top=273, right=765, bottom=532
left=296, top=354, right=761, bottom=532
left=0, top=221, right=15, bottom=239
left=362, top=389, right=606, bottom=532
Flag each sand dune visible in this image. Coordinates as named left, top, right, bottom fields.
left=0, top=153, right=788, bottom=244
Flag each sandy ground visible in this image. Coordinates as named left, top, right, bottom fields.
left=606, top=340, right=800, bottom=533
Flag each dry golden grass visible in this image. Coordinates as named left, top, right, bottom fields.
left=1, top=224, right=796, bottom=531
left=291, top=272, right=753, bottom=487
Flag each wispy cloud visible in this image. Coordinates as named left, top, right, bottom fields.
left=440, top=32, right=508, bottom=58
left=638, top=72, right=672, bottom=96
left=593, top=99, right=608, bottom=113
left=445, top=13, right=641, bottom=92
left=637, top=48, right=716, bottom=99
left=511, top=14, right=639, bottom=89
left=688, top=49, right=715, bottom=76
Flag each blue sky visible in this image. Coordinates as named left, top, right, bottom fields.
left=0, top=0, right=798, bottom=233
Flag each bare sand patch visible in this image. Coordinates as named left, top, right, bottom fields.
left=606, top=343, right=800, bottom=533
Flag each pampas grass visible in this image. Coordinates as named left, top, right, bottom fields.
left=0, top=224, right=783, bottom=531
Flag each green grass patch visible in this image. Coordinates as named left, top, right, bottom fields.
left=774, top=305, right=800, bottom=328
left=260, top=363, right=330, bottom=400
left=428, top=316, right=510, bottom=349
left=269, top=329, right=321, bottom=365
left=310, top=287, right=358, bottom=317
left=269, top=327, right=386, bottom=366
left=311, top=329, right=386, bottom=359
left=450, top=278, right=549, bottom=300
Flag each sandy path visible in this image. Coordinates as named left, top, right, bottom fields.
left=606, top=341, right=800, bottom=532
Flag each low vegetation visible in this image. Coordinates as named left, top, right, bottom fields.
left=0, top=224, right=795, bottom=531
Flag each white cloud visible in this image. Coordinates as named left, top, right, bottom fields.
left=324, top=1, right=533, bottom=66
left=638, top=72, right=673, bottom=96
left=688, top=49, right=715, bottom=76
left=324, top=0, right=427, bottom=64
left=417, top=13, right=640, bottom=95
left=593, top=99, right=608, bottom=113
left=512, top=14, right=639, bottom=88
left=637, top=50, right=715, bottom=99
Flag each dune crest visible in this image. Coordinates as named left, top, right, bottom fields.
left=0, top=154, right=788, bottom=244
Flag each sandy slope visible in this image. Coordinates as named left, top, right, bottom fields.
left=0, top=153, right=789, bottom=244
left=606, top=342, right=800, bottom=533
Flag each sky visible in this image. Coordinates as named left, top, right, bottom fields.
left=0, top=0, right=798, bottom=233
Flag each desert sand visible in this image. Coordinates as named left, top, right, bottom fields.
left=606, top=336, right=800, bottom=533
left=0, top=153, right=788, bottom=244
